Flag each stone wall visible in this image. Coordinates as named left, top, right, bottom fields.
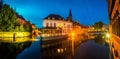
left=0, top=32, right=30, bottom=37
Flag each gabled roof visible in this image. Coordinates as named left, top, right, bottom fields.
left=44, top=14, right=64, bottom=20
left=16, top=13, right=26, bottom=20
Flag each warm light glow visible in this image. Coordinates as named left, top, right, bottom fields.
left=42, top=34, right=45, bottom=37
left=106, top=33, right=110, bottom=38
left=71, top=32, right=75, bottom=36
left=47, top=34, right=50, bottom=36
left=57, top=49, right=60, bottom=53
left=58, top=23, right=61, bottom=27
left=61, top=49, right=63, bottom=53
left=57, top=23, right=63, bottom=27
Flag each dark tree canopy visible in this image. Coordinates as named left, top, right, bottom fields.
left=0, top=4, right=17, bottom=32
left=93, top=21, right=104, bottom=30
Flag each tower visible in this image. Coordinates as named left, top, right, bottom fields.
left=67, top=9, right=72, bottom=22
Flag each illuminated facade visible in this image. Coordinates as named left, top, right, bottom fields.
left=107, top=0, right=120, bottom=59
left=42, top=13, right=72, bottom=37
left=72, top=21, right=82, bottom=35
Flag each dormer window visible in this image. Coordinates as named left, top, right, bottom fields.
left=48, top=17, right=50, bottom=19
left=52, top=17, right=55, bottom=20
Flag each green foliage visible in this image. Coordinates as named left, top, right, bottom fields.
left=93, top=21, right=104, bottom=30
left=0, top=4, right=17, bottom=32
left=0, top=4, right=33, bottom=32
left=25, top=25, right=32, bottom=32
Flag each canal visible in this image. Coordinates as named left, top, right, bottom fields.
left=0, top=34, right=110, bottom=59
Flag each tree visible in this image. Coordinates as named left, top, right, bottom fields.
left=93, top=21, right=104, bottom=30
left=0, top=4, right=17, bottom=32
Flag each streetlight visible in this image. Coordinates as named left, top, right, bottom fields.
left=106, top=33, right=110, bottom=38
left=105, top=32, right=111, bottom=59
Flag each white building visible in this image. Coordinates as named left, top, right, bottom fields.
left=42, top=14, right=72, bottom=36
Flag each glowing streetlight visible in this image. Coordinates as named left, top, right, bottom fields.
left=71, top=32, right=75, bottom=36
left=106, top=33, right=110, bottom=38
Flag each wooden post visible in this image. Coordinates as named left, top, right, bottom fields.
left=13, top=33, right=16, bottom=41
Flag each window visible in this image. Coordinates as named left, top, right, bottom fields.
left=54, top=23, right=56, bottom=27
left=116, top=10, right=119, bottom=16
left=114, top=50, right=118, bottom=57
left=52, top=17, right=55, bottom=20
left=110, top=0, right=116, bottom=16
left=67, top=25, right=70, bottom=29
left=113, top=10, right=119, bottom=20
left=48, top=17, right=50, bottom=19
left=50, top=23, right=52, bottom=27
left=46, top=22, right=49, bottom=27
left=119, top=0, right=120, bottom=4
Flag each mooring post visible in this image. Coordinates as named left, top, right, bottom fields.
left=13, top=33, right=16, bottom=41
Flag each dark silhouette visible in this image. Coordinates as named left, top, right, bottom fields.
left=13, top=33, right=16, bottom=41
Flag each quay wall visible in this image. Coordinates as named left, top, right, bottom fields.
left=0, top=32, right=30, bottom=37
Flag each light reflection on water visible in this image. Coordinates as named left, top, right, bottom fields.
left=0, top=34, right=110, bottom=59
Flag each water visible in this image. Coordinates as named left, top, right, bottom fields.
left=0, top=35, right=110, bottom=59
left=16, top=41, right=41, bottom=59
left=74, top=40, right=109, bottom=59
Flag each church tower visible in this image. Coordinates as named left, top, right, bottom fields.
left=67, top=9, right=72, bottom=22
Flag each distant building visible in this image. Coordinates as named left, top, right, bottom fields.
left=72, top=21, right=82, bottom=35
left=17, top=15, right=27, bottom=25
left=42, top=10, right=73, bottom=37
left=102, top=25, right=109, bottom=31
left=42, top=9, right=88, bottom=37
left=107, top=0, right=120, bottom=59
left=42, top=14, right=72, bottom=37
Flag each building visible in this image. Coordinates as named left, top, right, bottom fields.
left=71, top=21, right=82, bottom=36
left=17, top=15, right=27, bottom=25
left=107, top=0, right=120, bottom=59
left=102, top=25, right=109, bottom=31
left=42, top=14, right=72, bottom=37
left=42, top=10, right=73, bottom=37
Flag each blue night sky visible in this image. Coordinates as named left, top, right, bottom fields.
left=4, top=0, right=109, bottom=28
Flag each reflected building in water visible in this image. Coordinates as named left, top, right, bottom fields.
left=41, top=37, right=74, bottom=59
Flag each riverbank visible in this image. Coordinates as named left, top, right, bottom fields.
left=0, top=32, right=30, bottom=37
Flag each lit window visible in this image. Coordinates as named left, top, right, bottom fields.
left=46, top=23, right=49, bottom=27
left=54, top=23, right=56, bottom=27
left=50, top=23, right=52, bottom=27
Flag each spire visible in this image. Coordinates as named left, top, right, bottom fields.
left=67, top=9, right=72, bottom=22
left=69, top=9, right=72, bottom=17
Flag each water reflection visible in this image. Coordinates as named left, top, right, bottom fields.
left=41, top=34, right=109, bottom=59
left=41, top=39, right=73, bottom=59
left=0, top=42, right=32, bottom=59
left=0, top=34, right=110, bottom=59
left=93, top=34, right=109, bottom=47
left=94, top=35, right=105, bottom=45
left=41, top=35, right=89, bottom=59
